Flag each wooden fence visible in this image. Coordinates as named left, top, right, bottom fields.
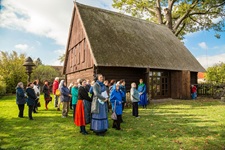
left=197, top=83, right=225, bottom=99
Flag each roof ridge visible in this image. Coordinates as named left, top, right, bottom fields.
left=75, top=2, right=167, bottom=29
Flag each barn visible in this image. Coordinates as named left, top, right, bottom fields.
left=63, top=2, right=205, bottom=100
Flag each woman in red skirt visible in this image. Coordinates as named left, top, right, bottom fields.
left=74, top=79, right=92, bottom=135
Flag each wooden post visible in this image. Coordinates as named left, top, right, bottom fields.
left=181, top=70, right=191, bottom=99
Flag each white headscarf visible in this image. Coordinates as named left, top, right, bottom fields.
left=58, top=80, right=64, bottom=90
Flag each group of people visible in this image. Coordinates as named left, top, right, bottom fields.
left=15, top=74, right=148, bottom=136
left=16, top=81, right=40, bottom=120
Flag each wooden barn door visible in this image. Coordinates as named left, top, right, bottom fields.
left=149, top=70, right=171, bottom=99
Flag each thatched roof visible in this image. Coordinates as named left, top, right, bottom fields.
left=75, top=3, right=205, bottom=72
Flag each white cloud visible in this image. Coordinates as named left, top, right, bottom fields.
left=197, top=53, right=225, bottom=69
left=0, top=0, right=75, bottom=46
left=54, top=49, right=66, bottom=55
left=50, top=59, right=63, bottom=66
left=212, top=17, right=223, bottom=24
left=14, top=44, right=28, bottom=50
left=0, top=0, right=114, bottom=47
left=184, top=31, right=200, bottom=38
left=198, top=42, right=208, bottom=50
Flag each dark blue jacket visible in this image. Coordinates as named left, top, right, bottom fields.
left=16, top=87, right=26, bottom=104
left=120, top=85, right=126, bottom=103
left=60, top=86, right=70, bottom=102
left=26, top=87, right=37, bottom=106
left=110, top=89, right=124, bottom=115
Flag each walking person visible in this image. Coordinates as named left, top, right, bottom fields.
left=138, top=79, right=148, bottom=109
left=110, top=83, right=124, bottom=130
left=42, top=81, right=51, bottom=110
left=71, top=82, right=79, bottom=120
left=16, top=82, right=26, bottom=118
left=130, top=82, right=140, bottom=117
left=74, top=79, right=92, bottom=135
left=91, top=74, right=109, bottom=136
left=26, top=82, right=37, bottom=120
left=52, top=77, right=60, bottom=108
left=33, top=80, right=40, bottom=113
left=60, top=80, right=71, bottom=118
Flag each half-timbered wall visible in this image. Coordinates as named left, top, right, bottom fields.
left=66, top=7, right=94, bottom=74
left=67, top=68, right=94, bottom=85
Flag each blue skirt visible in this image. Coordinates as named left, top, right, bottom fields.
left=91, top=102, right=108, bottom=133
left=139, top=93, right=148, bottom=106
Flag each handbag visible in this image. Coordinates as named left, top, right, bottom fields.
left=111, top=101, right=117, bottom=120
left=91, top=97, right=99, bottom=114
left=55, top=89, right=60, bottom=96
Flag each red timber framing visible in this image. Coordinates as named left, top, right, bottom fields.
left=64, top=4, right=94, bottom=84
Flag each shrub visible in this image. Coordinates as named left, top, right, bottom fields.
left=0, top=80, right=6, bottom=96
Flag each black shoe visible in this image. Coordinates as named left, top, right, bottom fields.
left=82, top=131, right=88, bottom=135
left=33, top=111, right=38, bottom=113
left=18, top=116, right=24, bottom=118
left=29, top=118, right=33, bottom=120
left=96, top=133, right=105, bottom=136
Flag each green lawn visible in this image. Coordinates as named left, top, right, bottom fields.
left=0, top=95, right=225, bottom=150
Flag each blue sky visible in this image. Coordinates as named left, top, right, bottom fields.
left=0, top=0, right=224, bottom=68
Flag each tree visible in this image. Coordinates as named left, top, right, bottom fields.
left=0, top=51, right=27, bottom=93
left=58, top=53, right=65, bottom=64
left=112, top=0, right=225, bottom=39
left=31, top=65, right=60, bottom=85
left=34, top=58, right=42, bottom=66
left=0, top=76, right=6, bottom=96
left=206, top=62, right=225, bottom=84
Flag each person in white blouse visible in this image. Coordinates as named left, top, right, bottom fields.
left=33, top=80, right=40, bottom=113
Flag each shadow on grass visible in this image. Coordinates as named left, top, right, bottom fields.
left=0, top=100, right=225, bottom=149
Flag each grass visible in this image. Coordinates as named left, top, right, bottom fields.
left=0, top=95, right=225, bottom=150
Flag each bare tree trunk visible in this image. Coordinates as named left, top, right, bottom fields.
left=155, top=0, right=163, bottom=24
left=164, top=8, right=173, bottom=31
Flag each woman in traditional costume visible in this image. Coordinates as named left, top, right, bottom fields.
left=91, top=74, right=109, bottom=136
left=138, top=79, right=147, bottom=109
left=74, top=79, right=92, bottom=135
